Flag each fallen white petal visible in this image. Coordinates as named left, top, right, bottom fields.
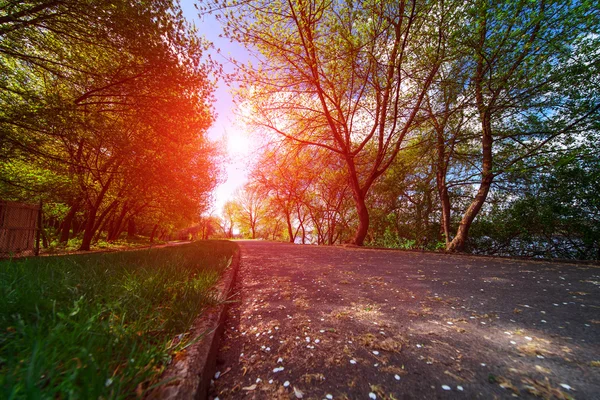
left=293, top=386, right=304, bottom=398
left=350, top=359, right=357, bottom=364
left=394, top=374, right=401, bottom=380
left=457, top=385, right=464, bottom=391
left=442, top=385, right=452, bottom=391
left=283, top=381, right=290, bottom=388
left=369, top=393, right=377, bottom=399
left=560, top=384, right=572, bottom=390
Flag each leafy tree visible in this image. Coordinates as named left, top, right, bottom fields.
left=230, top=184, right=266, bottom=239
left=0, top=0, right=220, bottom=250
left=443, top=0, right=600, bottom=251
left=202, top=0, right=455, bottom=245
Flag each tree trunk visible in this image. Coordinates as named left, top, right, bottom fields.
left=150, top=224, right=159, bottom=243
left=93, top=218, right=109, bottom=243
left=285, top=213, right=295, bottom=243
left=127, top=217, right=136, bottom=238
left=79, top=186, right=116, bottom=251
left=447, top=22, right=495, bottom=253
left=59, top=201, right=79, bottom=243
left=447, top=111, right=494, bottom=252
left=107, top=203, right=128, bottom=241
left=435, top=130, right=452, bottom=245
left=79, top=207, right=98, bottom=251
left=446, top=172, right=492, bottom=252
left=351, top=192, right=369, bottom=246
left=346, top=155, right=372, bottom=246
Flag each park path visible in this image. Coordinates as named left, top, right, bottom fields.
left=210, top=241, right=600, bottom=399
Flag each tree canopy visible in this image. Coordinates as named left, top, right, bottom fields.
left=208, top=0, right=600, bottom=259
left=1, top=0, right=220, bottom=250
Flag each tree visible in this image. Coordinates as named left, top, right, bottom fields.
left=443, top=0, right=600, bottom=251
left=250, top=143, right=315, bottom=243
left=220, top=201, right=237, bottom=238
left=0, top=0, right=220, bottom=250
left=203, top=0, right=453, bottom=245
left=231, top=184, right=265, bottom=239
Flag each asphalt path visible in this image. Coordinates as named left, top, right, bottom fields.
left=210, top=241, right=600, bottom=399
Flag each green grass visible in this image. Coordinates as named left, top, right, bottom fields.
left=43, top=234, right=166, bottom=255
left=0, top=240, right=237, bottom=399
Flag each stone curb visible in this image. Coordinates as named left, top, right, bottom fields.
left=147, top=243, right=241, bottom=400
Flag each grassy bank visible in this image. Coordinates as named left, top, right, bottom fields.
left=0, top=241, right=237, bottom=399
left=40, top=235, right=168, bottom=255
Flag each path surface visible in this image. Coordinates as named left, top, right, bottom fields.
left=209, top=241, right=600, bottom=399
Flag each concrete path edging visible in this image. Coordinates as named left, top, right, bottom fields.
left=147, top=244, right=241, bottom=400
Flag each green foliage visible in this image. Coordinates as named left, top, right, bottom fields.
left=370, top=227, right=416, bottom=250
left=1, top=0, right=220, bottom=249
left=203, top=0, right=599, bottom=258
left=468, top=148, right=600, bottom=259
left=0, top=241, right=236, bottom=398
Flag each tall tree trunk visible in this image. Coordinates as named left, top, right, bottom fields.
left=250, top=217, right=256, bottom=239
left=107, top=203, right=128, bottom=241
left=127, top=217, right=136, bottom=238
left=447, top=113, right=494, bottom=252
left=435, top=130, right=452, bottom=245
left=79, top=207, right=99, bottom=251
left=351, top=192, right=369, bottom=246
left=346, top=157, right=372, bottom=246
left=285, top=212, right=294, bottom=243
left=59, top=200, right=79, bottom=243
left=79, top=174, right=116, bottom=251
left=447, top=14, right=495, bottom=253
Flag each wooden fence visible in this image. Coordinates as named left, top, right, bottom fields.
left=0, top=201, right=41, bottom=256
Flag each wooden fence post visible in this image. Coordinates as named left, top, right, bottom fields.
left=35, top=200, right=42, bottom=256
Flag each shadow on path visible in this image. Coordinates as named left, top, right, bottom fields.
left=211, top=241, right=600, bottom=399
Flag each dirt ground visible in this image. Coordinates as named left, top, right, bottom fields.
left=209, top=241, right=600, bottom=399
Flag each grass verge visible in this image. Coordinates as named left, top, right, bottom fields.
left=0, top=240, right=237, bottom=399
left=41, top=235, right=167, bottom=255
